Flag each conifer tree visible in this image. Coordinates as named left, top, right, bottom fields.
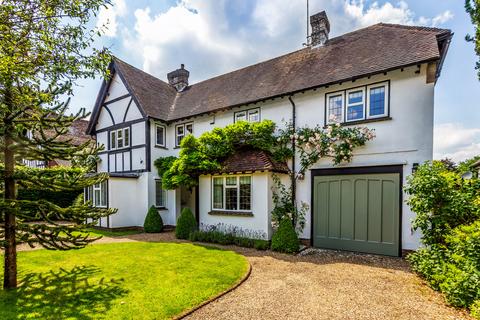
left=0, top=0, right=115, bottom=289
left=466, top=0, right=480, bottom=79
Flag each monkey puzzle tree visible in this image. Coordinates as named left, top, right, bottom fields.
left=0, top=0, right=115, bottom=289
left=466, top=0, right=480, bottom=79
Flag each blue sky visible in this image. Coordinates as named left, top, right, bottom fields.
left=72, top=0, right=480, bottom=162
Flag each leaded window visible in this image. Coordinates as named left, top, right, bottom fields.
left=212, top=175, right=252, bottom=211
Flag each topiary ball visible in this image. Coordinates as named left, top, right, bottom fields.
left=175, top=207, right=197, bottom=239
left=143, top=205, right=164, bottom=233
left=271, top=218, right=299, bottom=253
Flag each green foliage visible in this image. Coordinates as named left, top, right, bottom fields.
left=153, top=156, right=177, bottom=177
left=189, top=230, right=270, bottom=250
left=17, top=188, right=82, bottom=209
left=405, top=161, right=480, bottom=246
left=143, top=206, right=164, bottom=233
left=466, top=0, right=480, bottom=79
left=175, top=208, right=197, bottom=239
left=271, top=218, right=300, bottom=253
left=271, top=174, right=308, bottom=233
left=408, top=220, right=480, bottom=315
left=471, top=300, right=480, bottom=319
left=458, top=155, right=480, bottom=175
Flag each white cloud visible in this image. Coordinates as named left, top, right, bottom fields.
left=343, top=0, right=453, bottom=27
left=96, top=0, right=127, bottom=37
left=434, top=123, right=480, bottom=162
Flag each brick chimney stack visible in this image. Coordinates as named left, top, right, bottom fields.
left=167, top=64, right=189, bottom=92
left=310, top=11, right=330, bottom=47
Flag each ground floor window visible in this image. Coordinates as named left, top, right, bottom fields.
left=85, top=180, right=107, bottom=207
left=155, top=179, right=167, bottom=208
left=212, top=175, right=251, bottom=211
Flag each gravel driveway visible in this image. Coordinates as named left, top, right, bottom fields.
left=16, top=232, right=472, bottom=319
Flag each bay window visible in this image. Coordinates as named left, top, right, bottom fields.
left=212, top=175, right=251, bottom=211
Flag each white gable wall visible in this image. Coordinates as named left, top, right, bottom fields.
left=104, top=73, right=129, bottom=102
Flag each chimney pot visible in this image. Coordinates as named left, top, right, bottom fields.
left=310, top=11, right=330, bottom=47
left=167, top=64, right=189, bottom=92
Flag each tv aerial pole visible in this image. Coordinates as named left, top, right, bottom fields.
left=303, top=0, right=311, bottom=47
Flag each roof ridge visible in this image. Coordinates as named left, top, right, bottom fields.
left=377, top=22, right=450, bottom=33
left=113, top=56, right=172, bottom=88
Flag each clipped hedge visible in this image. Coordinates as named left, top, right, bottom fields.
left=143, top=206, right=164, bottom=233
left=189, top=230, right=270, bottom=250
left=271, top=218, right=299, bottom=253
left=408, top=220, right=480, bottom=318
left=175, top=207, right=197, bottom=239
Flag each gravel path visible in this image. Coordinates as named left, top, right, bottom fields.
left=16, top=232, right=472, bottom=319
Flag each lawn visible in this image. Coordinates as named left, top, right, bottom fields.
left=79, top=228, right=142, bottom=237
left=0, top=242, right=249, bottom=319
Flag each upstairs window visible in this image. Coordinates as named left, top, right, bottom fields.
left=155, top=124, right=166, bottom=147
left=326, top=81, right=389, bottom=125
left=346, top=89, right=365, bottom=122
left=175, top=122, right=193, bottom=147
left=212, top=175, right=251, bottom=211
left=110, top=128, right=130, bottom=150
left=234, top=108, right=260, bottom=123
left=368, top=85, right=387, bottom=117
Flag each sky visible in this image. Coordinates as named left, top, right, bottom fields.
left=70, top=0, right=480, bottom=163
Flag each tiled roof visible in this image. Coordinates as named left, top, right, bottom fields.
left=90, top=23, right=451, bottom=131
left=217, top=149, right=289, bottom=174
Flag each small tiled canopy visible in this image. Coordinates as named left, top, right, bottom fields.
left=215, top=149, right=289, bottom=175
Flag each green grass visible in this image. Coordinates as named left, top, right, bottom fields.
left=0, top=242, right=249, bottom=319
left=80, top=228, right=142, bottom=237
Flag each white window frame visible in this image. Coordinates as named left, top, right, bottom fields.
left=110, top=127, right=130, bottom=150
left=155, top=124, right=166, bottom=147
left=155, top=179, right=167, bottom=208
left=326, top=92, right=344, bottom=124
left=175, top=122, right=193, bottom=147
left=211, top=175, right=252, bottom=212
left=345, top=88, right=366, bottom=122
left=366, top=82, right=389, bottom=119
left=85, top=180, right=108, bottom=208
left=234, top=108, right=260, bottom=123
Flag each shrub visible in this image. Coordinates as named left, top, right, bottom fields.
left=271, top=218, right=299, bottom=253
left=254, top=239, right=270, bottom=250
left=175, top=207, right=197, bottom=239
left=408, top=220, right=480, bottom=315
left=143, top=206, right=164, bottom=233
left=471, top=300, right=480, bottom=320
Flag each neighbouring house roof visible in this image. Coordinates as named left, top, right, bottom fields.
left=216, top=149, right=289, bottom=174
left=471, top=159, right=480, bottom=169
left=88, top=23, right=452, bottom=134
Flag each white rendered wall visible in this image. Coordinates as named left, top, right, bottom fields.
left=104, top=73, right=128, bottom=102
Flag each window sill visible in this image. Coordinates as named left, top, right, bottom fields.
left=154, top=145, right=168, bottom=150
left=155, top=206, right=168, bottom=211
left=173, top=146, right=181, bottom=149
left=325, top=116, right=391, bottom=128
left=208, top=210, right=253, bottom=217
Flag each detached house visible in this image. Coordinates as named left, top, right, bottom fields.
left=86, top=11, right=452, bottom=256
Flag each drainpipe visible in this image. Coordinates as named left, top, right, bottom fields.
left=288, top=96, right=296, bottom=208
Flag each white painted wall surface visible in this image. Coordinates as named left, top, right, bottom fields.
left=104, top=73, right=128, bottom=102
left=199, top=172, right=273, bottom=240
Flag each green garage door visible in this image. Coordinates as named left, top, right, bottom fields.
left=313, top=173, right=400, bottom=256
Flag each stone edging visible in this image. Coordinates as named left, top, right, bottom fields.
left=173, top=261, right=253, bottom=320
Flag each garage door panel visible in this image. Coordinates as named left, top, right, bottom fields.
left=314, top=172, right=400, bottom=256
left=354, top=179, right=368, bottom=241
left=368, top=179, right=382, bottom=243
left=328, top=180, right=341, bottom=238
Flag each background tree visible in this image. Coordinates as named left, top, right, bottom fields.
left=466, top=0, right=480, bottom=79
left=0, top=0, right=115, bottom=289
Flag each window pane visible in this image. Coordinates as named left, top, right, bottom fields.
left=177, top=125, right=184, bottom=135
left=248, top=110, right=259, bottom=122
left=235, top=111, right=246, bottom=122
left=117, top=130, right=123, bottom=148
left=124, top=128, right=130, bottom=147
left=186, top=124, right=193, bottom=134
left=156, top=180, right=166, bottom=207
left=94, top=189, right=101, bottom=206
left=239, top=176, right=251, bottom=210
left=347, top=105, right=363, bottom=121
left=226, top=177, right=237, bottom=186
left=101, top=181, right=107, bottom=207
left=110, top=131, right=116, bottom=149
left=369, top=86, right=385, bottom=116
left=328, top=95, right=343, bottom=122
left=225, top=187, right=238, bottom=210
left=348, top=91, right=363, bottom=104
left=156, top=126, right=164, bottom=146
left=213, top=178, right=223, bottom=209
